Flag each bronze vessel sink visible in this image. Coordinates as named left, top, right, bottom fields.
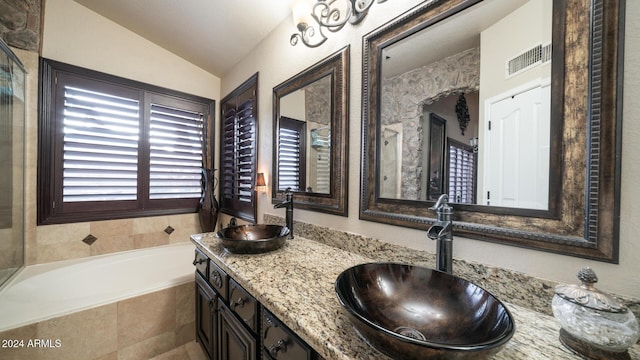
left=215, top=224, right=290, bottom=254
left=335, top=262, right=515, bottom=359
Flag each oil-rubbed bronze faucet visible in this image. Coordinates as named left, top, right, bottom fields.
left=273, top=188, right=294, bottom=239
left=427, top=194, right=453, bottom=274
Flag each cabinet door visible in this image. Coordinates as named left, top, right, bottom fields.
left=262, top=309, right=316, bottom=360
left=195, top=273, right=218, bottom=359
left=218, top=300, right=257, bottom=360
left=229, top=278, right=259, bottom=333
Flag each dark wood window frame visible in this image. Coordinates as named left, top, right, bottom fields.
left=219, top=73, right=259, bottom=223
left=38, top=58, right=215, bottom=225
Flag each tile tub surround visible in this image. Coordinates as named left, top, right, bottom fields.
left=263, top=214, right=640, bottom=319
left=191, top=233, right=640, bottom=360
left=0, top=282, right=195, bottom=360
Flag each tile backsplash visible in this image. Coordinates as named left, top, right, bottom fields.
left=30, top=213, right=200, bottom=265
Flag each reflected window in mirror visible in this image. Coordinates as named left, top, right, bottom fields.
left=272, top=46, right=349, bottom=216
left=446, top=138, right=477, bottom=205
left=278, top=116, right=307, bottom=192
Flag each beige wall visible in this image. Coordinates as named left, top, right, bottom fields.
left=19, top=0, right=221, bottom=265
left=223, top=0, right=640, bottom=299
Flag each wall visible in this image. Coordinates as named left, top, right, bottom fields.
left=222, top=0, right=640, bottom=299
left=20, top=0, right=221, bottom=265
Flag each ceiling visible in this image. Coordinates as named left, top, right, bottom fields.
left=72, top=0, right=293, bottom=77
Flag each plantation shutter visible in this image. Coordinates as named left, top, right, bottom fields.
left=149, top=101, right=204, bottom=200
left=447, top=139, right=476, bottom=204
left=219, top=74, right=258, bottom=223
left=62, top=85, right=140, bottom=202
left=278, top=117, right=306, bottom=191
left=39, top=59, right=214, bottom=224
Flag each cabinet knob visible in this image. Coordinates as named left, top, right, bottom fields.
left=193, top=257, right=206, bottom=266
left=231, top=297, right=245, bottom=309
left=269, top=339, right=287, bottom=358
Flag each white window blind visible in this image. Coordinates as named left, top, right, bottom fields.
left=149, top=103, right=204, bottom=200
left=278, top=127, right=302, bottom=191
left=277, top=117, right=306, bottom=192
left=448, top=142, right=476, bottom=204
left=62, top=86, right=140, bottom=202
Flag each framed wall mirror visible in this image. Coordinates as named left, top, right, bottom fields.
left=360, top=0, right=624, bottom=261
left=273, top=46, right=349, bottom=216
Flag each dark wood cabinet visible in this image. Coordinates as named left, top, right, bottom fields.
left=195, top=273, right=218, bottom=359
left=262, top=308, right=317, bottom=360
left=194, top=249, right=319, bottom=360
left=219, top=300, right=258, bottom=360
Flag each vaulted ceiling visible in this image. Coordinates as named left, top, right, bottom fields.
left=72, top=0, right=293, bottom=77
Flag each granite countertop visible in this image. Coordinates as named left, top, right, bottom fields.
left=191, top=233, right=640, bottom=360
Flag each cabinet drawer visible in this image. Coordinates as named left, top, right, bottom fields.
left=208, top=260, right=228, bottom=301
left=262, top=309, right=315, bottom=360
left=193, top=248, right=208, bottom=278
left=229, top=278, right=259, bottom=333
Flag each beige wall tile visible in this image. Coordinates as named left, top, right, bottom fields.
left=91, top=219, right=134, bottom=239
left=36, top=304, right=118, bottom=360
left=169, top=214, right=200, bottom=235
left=36, top=241, right=90, bottom=264
left=184, top=341, right=208, bottom=360
left=133, top=216, right=169, bottom=235
left=117, top=331, right=175, bottom=360
left=117, top=288, right=176, bottom=348
left=36, top=223, right=90, bottom=246
left=148, top=345, right=188, bottom=360
left=93, top=352, right=118, bottom=360
left=175, top=322, right=195, bottom=347
left=175, top=281, right=195, bottom=328
left=0, top=323, right=39, bottom=360
left=133, top=232, right=169, bottom=249
left=90, top=235, right=135, bottom=256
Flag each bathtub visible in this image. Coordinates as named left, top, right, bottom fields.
left=0, top=243, right=195, bottom=332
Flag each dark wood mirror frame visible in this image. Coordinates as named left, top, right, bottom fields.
left=272, top=46, right=350, bottom=216
left=360, top=0, right=624, bottom=262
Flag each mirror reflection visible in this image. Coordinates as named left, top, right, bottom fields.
left=278, top=75, right=332, bottom=194
left=272, top=46, right=349, bottom=216
left=378, top=0, right=551, bottom=210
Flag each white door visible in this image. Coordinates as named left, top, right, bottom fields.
left=483, top=83, right=550, bottom=209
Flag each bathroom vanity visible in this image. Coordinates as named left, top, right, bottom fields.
left=191, top=233, right=640, bottom=360
left=193, top=247, right=318, bottom=360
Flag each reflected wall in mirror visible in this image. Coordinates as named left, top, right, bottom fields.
left=273, top=46, right=349, bottom=216
left=360, top=0, right=624, bottom=261
left=0, top=40, right=26, bottom=287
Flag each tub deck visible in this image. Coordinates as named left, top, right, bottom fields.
left=0, top=243, right=194, bottom=332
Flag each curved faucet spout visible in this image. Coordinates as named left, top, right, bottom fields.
left=430, top=194, right=449, bottom=211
